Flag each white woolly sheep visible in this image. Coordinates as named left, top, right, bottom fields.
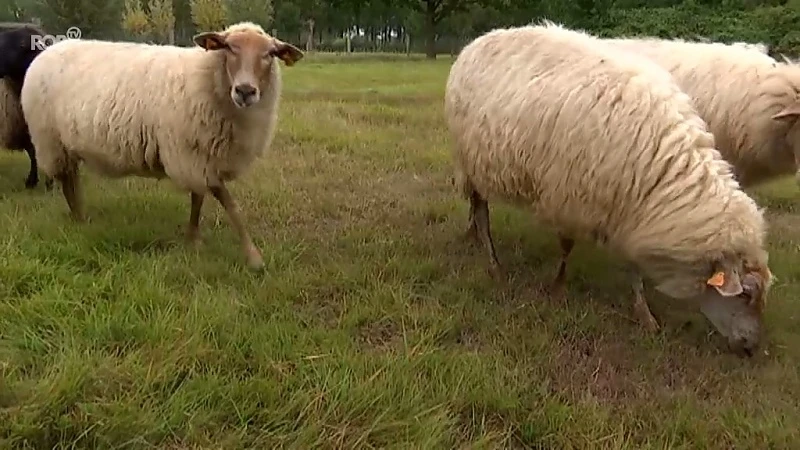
left=20, top=21, right=303, bottom=269
left=605, top=36, right=800, bottom=188
left=446, top=22, right=773, bottom=354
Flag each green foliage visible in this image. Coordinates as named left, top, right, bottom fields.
left=190, top=0, right=228, bottom=31
left=596, top=3, right=800, bottom=54
left=121, top=0, right=152, bottom=38
left=225, top=0, right=273, bottom=30
left=29, top=0, right=125, bottom=38
left=149, top=0, right=175, bottom=42
left=0, top=0, right=32, bottom=21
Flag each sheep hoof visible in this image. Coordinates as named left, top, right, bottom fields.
left=636, top=312, right=660, bottom=333
left=488, top=264, right=505, bottom=283
left=185, top=231, right=201, bottom=247
left=548, top=282, right=567, bottom=300
left=245, top=248, right=264, bottom=271
left=461, top=225, right=478, bottom=244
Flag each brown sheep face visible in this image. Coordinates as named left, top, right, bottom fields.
left=698, top=263, right=771, bottom=357
left=193, top=26, right=303, bottom=108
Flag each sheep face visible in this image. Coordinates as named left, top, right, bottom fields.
left=193, top=27, right=303, bottom=109
left=698, top=263, right=770, bottom=357
left=653, top=259, right=770, bottom=356
left=0, top=27, right=42, bottom=84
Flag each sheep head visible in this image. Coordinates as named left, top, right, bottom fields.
left=0, top=25, right=45, bottom=89
left=193, top=22, right=303, bottom=109
left=697, top=259, right=772, bottom=357
left=651, top=253, right=771, bottom=356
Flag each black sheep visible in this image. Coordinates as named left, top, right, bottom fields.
left=0, top=22, right=51, bottom=189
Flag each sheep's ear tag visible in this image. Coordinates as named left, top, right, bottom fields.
left=707, top=270, right=743, bottom=296
left=706, top=271, right=725, bottom=287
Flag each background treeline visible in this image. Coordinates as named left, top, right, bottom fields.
left=1, top=0, right=799, bottom=58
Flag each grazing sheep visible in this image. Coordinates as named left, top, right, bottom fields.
left=0, top=22, right=49, bottom=188
left=605, top=36, right=800, bottom=188
left=20, top=22, right=303, bottom=269
left=446, top=22, right=772, bottom=354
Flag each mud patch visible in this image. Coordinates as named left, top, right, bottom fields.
left=356, top=318, right=401, bottom=350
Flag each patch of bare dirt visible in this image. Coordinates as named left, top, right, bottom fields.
left=355, top=318, right=402, bottom=351
left=543, top=328, right=752, bottom=408
left=546, top=335, right=647, bottom=403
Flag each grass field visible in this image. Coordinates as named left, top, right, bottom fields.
left=1, top=52, right=799, bottom=449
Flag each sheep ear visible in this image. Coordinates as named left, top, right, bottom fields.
left=771, top=102, right=800, bottom=121
left=271, top=39, right=303, bottom=66
left=193, top=32, right=228, bottom=51
left=707, top=267, right=743, bottom=297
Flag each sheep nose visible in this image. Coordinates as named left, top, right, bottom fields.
left=234, top=84, right=257, bottom=100
left=731, top=335, right=760, bottom=357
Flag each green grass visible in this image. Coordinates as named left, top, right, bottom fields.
left=1, top=54, right=799, bottom=449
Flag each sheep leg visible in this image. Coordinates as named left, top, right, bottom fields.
left=186, top=192, right=204, bottom=245
left=470, top=190, right=503, bottom=281
left=462, top=197, right=478, bottom=243
left=629, top=270, right=660, bottom=333
left=209, top=184, right=264, bottom=270
left=550, top=234, right=574, bottom=296
left=57, top=167, right=85, bottom=222
left=23, top=145, right=39, bottom=189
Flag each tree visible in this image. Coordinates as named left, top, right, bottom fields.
left=149, top=0, right=175, bottom=43
left=403, top=0, right=473, bottom=59
left=31, top=0, right=125, bottom=38
left=225, top=0, right=273, bottom=31
left=190, top=0, right=228, bottom=31
left=122, top=0, right=152, bottom=39
left=0, top=0, right=33, bottom=21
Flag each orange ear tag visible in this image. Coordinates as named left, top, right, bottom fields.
left=706, top=271, right=725, bottom=287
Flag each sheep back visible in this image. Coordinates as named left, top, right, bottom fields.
left=607, top=37, right=800, bottom=187
left=446, top=23, right=768, bottom=299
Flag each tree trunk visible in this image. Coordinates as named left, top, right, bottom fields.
left=424, top=2, right=437, bottom=59
left=306, top=18, right=314, bottom=52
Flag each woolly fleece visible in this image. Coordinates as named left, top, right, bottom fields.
left=607, top=36, right=800, bottom=187
left=446, top=22, right=770, bottom=301
left=21, top=22, right=283, bottom=194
